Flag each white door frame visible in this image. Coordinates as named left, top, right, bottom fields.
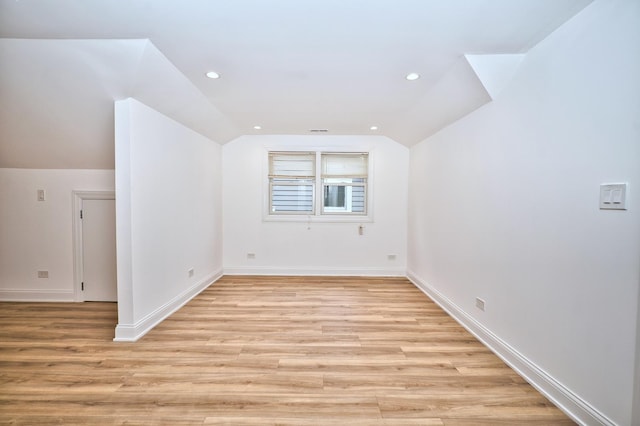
left=72, top=190, right=116, bottom=302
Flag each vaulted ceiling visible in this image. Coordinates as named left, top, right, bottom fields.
left=0, top=0, right=592, bottom=168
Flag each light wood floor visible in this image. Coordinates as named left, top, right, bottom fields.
left=0, top=276, right=574, bottom=425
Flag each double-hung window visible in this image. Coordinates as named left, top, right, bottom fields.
left=268, top=152, right=316, bottom=214
left=268, top=151, right=368, bottom=217
left=321, top=153, right=367, bottom=215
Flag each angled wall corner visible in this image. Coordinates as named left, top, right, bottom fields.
left=131, top=40, right=241, bottom=144
left=387, top=55, right=494, bottom=146
left=0, top=38, right=241, bottom=169
left=464, top=53, right=526, bottom=100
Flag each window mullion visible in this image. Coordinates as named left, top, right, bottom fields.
left=315, top=151, right=322, bottom=216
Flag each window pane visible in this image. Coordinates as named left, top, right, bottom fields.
left=322, top=184, right=365, bottom=214
left=324, top=185, right=346, bottom=208
left=351, top=185, right=365, bottom=213
left=271, top=182, right=313, bottom=213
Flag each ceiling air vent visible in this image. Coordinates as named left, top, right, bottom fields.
left=309, top=129, right=329, bottom=133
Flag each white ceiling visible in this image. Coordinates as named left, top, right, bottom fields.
left=0, top=0, right=592, bottom=169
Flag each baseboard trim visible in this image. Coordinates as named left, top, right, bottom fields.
left=406, top=270, right=614, bottom=426
left=0, top=289, right=75, bottom=302
left=223, top=266, right=405, bottom=277
left=114, top=269, right=223, bottom=342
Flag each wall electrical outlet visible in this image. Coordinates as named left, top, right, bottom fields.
left=37, top=270, right=49, bottom=278
left=475, top=297, right=485, bottom=311
left=387, top=254, right=397, bottom=260
left=247, top=253, right=256, bottom=259
left=188, top=268, right=194, bottom=277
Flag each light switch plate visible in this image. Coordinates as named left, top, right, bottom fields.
left=600, top=183, right=627, bottom=210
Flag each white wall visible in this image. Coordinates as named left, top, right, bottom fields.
left=0, top=168, right=115, bottom=300
left=223, top=135, right=408, bottom=275
left=114, top=98, right=223, bottom=341
left=407, top=0, right=640, bottom=425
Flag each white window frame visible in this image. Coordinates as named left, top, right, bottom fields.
left=263, top=148, right=373, bottom=223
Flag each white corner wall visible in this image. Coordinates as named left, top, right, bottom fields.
left=0, top=168, right=115, bottom=301
left=223, top=135, right=408, bottom=276
left=407, top=0, right=640, bottom=425
left=114, top=98, right=223, bottom=341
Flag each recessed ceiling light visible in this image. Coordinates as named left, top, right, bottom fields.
left=370, top=126, right=379, bottom=131
left=405, top=72, right=420, bottom=81
left=206, top=71, right=220, bottom=79
left=253, top=125, right=262, bottom=130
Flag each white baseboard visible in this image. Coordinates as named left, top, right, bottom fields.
left=0, top=289, right=75, bottom=302
left=114, top=269, right=222, bottom=342
left=406, top=270, right=615, bottom=426
left=223, top=266, right=406, bottom=277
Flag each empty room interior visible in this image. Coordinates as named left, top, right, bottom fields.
left=0, top=0, right=639, bottom=425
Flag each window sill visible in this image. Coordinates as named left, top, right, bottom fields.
left=263, top=214, right=373, bottom=223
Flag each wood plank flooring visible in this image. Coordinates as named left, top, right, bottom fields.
left=0, top=276, right=574, bottom=425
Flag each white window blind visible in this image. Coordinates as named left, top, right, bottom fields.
left=321, top=153, right=368, bottom=178
left=269, top=152, right=315, bottom=214
left=269, top=152, right=315, bottom=178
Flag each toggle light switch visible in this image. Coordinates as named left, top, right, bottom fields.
left=612, top=189, right=623, bottom=204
